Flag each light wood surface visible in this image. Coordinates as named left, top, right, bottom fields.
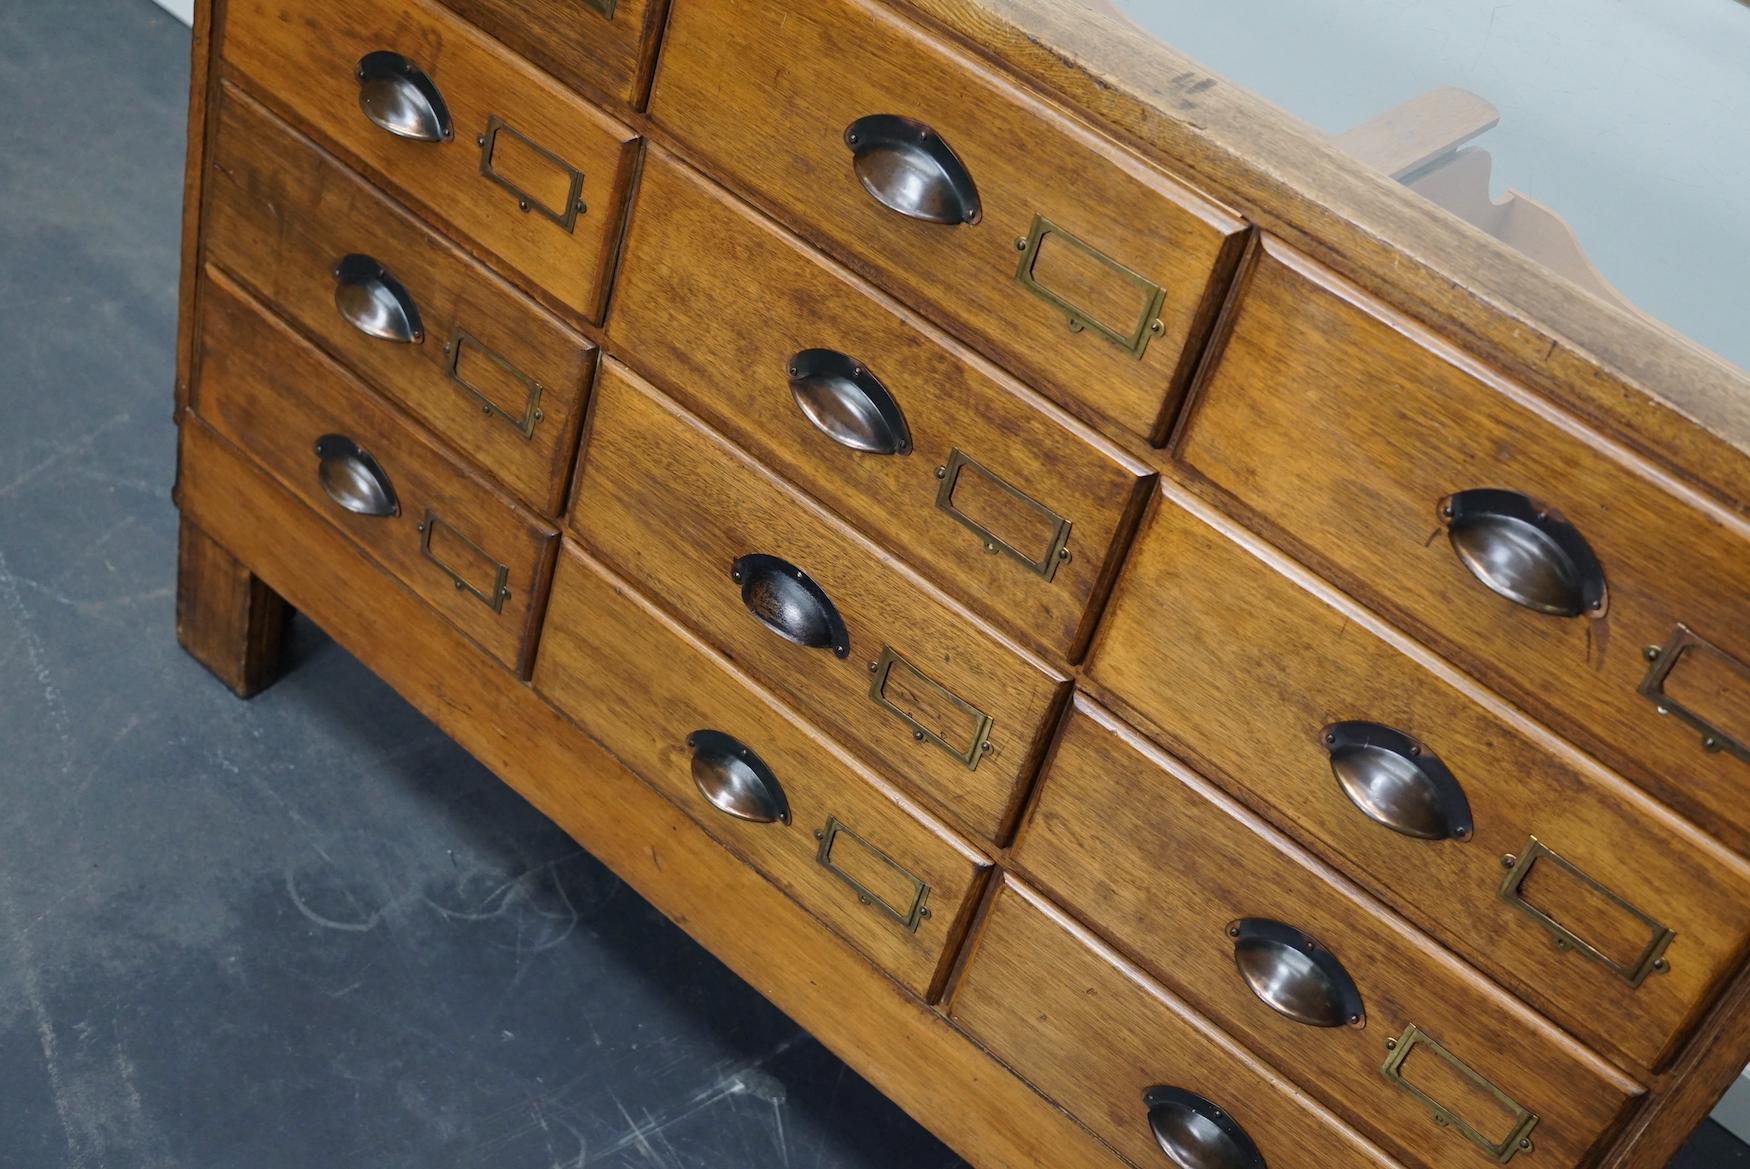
left=221, top=0, right=641, bottom=325
left=1086, top=479, right=1750, bottom=1074
left=647, top=0, right=1248, bottom=442
left=1177, top=237, right=1750, bottom=852
left=203, top=85, right=596, bottom=515
left=174, top=517, right=290, bottom=698
left=569, top=360, right=1069, bottom=844
left=535, top=542, right=992, bottom=998
left=434, top=0, right=670, bottom=110
left=609, top=147, right=1153, bottom=663
left=948, top=879, right=1409, bottom=1169
left=173, top=414, right=1133, bottom=1169
left=1014, top=700, right=1641, bottom=1169
left=192, top=268, right=557, bottom=675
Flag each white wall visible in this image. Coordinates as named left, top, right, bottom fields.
left=150, top=0, right=192, bottom=25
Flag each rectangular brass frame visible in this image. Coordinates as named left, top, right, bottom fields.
left=867, top=645, right=994, bottom=771
left=419, top=511, right=510, bottom=614
left=814, top=817, right=931, bottom=933
left=1638, top=623, right=1750, bottom=764
left=477, top=115, right=585, bottom=233
left=1380, top=1024, right=1538, bottom=1164
left=583, top=0, right=615, bottom=15
left=1498, top=836, right=1675, bottom=987
left=1013, top=213, right=1167, bottom=360
left=444, top=327, right=545, bottom=440
left=934, top=449, right=1071, bottom=582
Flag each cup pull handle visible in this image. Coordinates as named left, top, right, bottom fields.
left=685, top=730, right=790, bottom=825
left=333, top=254, right=423, bottom=343
left=313, top=434, right=398, bottom=518
left=787, top=349, right=911, bottom=454
left=730, top=554, right=850, bottom=659
left=1228, top=918, right=1366, bottom=1029
left=355, top=50, right=453, bottom=143
left=844, top=114, right=981, bottom=225
left=1439, top=489, right=1606, bottom=617
left=1142, top=1086, right=1267, bottom=1169
left=1320, top=721, right=1474, bottom=842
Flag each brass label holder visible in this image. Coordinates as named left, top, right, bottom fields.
left=934, top=449, right=1072, bottom=582
left=814, top=818, right=932, bottom=933
left=1380, top=1024, right=1538, bottom=1164
left=443, top=327, right=546, bottom=440
left=1638, top=623, right=1750, bottom=764
left=1498, top=836, right=1675, bottom=987
left=477, top=115, right=585, bottom=232
left=418, top=512, right=510, bottom=614
left=868, top=645, right=994, bottom=771
left=584, top=0, right=615, bottom=16
left=1013, top=213, right=1166, bottom=360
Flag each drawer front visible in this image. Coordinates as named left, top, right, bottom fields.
left=647, top=0, right=1246, bottom=440
left=1016, top=701, right=1641, bottom=1169
left=1086, top=484, right=1750, bottom=1072
left=610, top=148, right=1151, bottom=662
left=223, top=0, right=641, bottom=324
left=192, top=268, right=556, bottom=673
left=569, top=360, right=1068, bottom=843
left=204, top=86, right=594, bottom=515
left=534, top=544, right=988, bottom=996
left=949, top=881, right=1406, bottom=1169
left=435, top=0, right=668, bottom=108
left=1177, top=239, right=1750, bottom=850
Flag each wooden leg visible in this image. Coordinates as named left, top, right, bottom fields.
left=175, top=514, right=291, bottom=698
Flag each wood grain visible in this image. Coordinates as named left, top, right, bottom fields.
left=535, top=543, right=990, bottom=998
left=174, top=416, right=1132, bottom=1169
left=1176, top=238, right=1750, bottom=853
left=1013, top=700, right=1642, bottom=1169
left=172, top=0, right=221, bottom=422
left=646, top=0, right=1247, bottom=443
left=609, top=147, right=1154, bottom=663
left=221, top=0, right=641, bottom=325
left=175, top=516, right=290, bottom=698
left=433, top=0, right=670, bottom=110
left=948, top=879, right=1408, bottom=1169
left=898, top=0, right=1750, bottom=514
left=1084, top=479, right=1750, bottom=1075
left=192, top=268, right=557, bottom=675
left=204, top=85, right=596, bottom=516
left=569, top=360, right=1068, bottom=844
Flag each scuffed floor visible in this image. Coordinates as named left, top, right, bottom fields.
left=0, top=1, right=1743, bottom=1167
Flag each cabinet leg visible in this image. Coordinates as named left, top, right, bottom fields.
left=175, top=515, right=291, bottom=698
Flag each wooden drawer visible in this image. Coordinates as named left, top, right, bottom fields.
left=1086, top=483, right=1750, bottom=1073
left=949, top=881, right=1407, bottom=1169
left=569, top=360, right=1069, bottom=843
left=192, top=268, right=556, bottom=673
left=609, top=148, right=1152, bottom=663
left=1016, top=700, right=1641, bottom=1169
left=646, top=0, right=1246, bottom=442
left=203, top=86, right=594, bottom=516
left=1177, top=239, right=1750, bottom=851
left=534, top=545, right=988, bottom=997
left=434, top=0, right=668, bottom=109
left=222, top=0, right=640, bottom=325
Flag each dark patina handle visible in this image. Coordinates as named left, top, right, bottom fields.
left=844, top=114, right=981, bottom=225
left=1142, top=1086, right=1267, bottom=1169
left=1439, top=488, right=1606, bottom=617
left=685, top=730, right=790, bottom=825
left=1228, top=918, right=1366, bottom=1029
left=313, top=434, right=398, bottom=518
left=333, top=254, right=423, bottom=343
left=355, top=50, right=453, bottom=143
left=730, top=554, right=850, bottom=659
left=787, top=349, right=911, bottom=454
left=1321, top=721, right=1474, bottom=842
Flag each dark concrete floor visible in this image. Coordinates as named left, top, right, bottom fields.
left=0, top=1, right=1743, bottom=1167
